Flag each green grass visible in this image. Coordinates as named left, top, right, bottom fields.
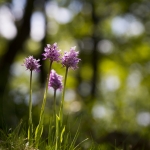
left=0, top=117, right=90, bottom=150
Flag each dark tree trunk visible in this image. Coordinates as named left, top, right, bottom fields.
left=0, top=0, right=35, bottom=127
left=90, top=0, right=101, bottom=100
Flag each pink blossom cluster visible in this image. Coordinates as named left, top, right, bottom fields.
left=49, top=69, right=63, bottom=91
left=23, top=56, right=41, bottom=72
left=23, top=43, right=81, bottom=91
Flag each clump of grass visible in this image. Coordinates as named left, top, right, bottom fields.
left=0, top=118, right=88, bottom=150
left=0, top=121, right=28, bottom=150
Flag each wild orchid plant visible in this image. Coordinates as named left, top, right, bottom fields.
left=48, top=69, right=63, bottom=150
left=60, top=46, right=81, bottom=125
left=35, top=43, right=61, bottom=147
left=23, top=43, right=81, bottom=149
left=23, top=56, right=41, bottom=145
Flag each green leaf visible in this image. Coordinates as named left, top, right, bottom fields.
left=35, top=124, right=43, bottom=147
left=60, top=126, right=65, bottom=143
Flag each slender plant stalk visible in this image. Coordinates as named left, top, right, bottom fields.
left=55, top=115, right=59, bottom=150
left=55, top=67, right=68, bottom=149
left=35, top=60, right=53, bottom=147
left=28, top=70, right=33, bottom=145
left=54, top=89, right=56, bottom=119
left=39, top=60, right=52, bottom=123
left=53, top=89, right=58, bottom=150
left=54, top=89, right=57, bottom=149
left=59, top=67, right=69, bottom=126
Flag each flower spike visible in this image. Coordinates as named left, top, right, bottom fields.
left=23, top=56, right=41, bottom=72
left=42, top=43, right=61, bottom=62
left=62, top=46, right=81, bottom=70
left=49, top=69, right=63, bottom=91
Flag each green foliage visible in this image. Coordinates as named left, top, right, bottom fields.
left=0, top=119, right=88, bottom=150
left=0, top=121, right=28, bottom=150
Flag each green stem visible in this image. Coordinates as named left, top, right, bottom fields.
left=39, top=60, right=53, bottom=124
left=54, top=89, right=56, bottom=119
left=35, top=60, right=53, bottom=147
left=59, top=67, right=68, bottom=126
left=28, top=70, right=33, bottom=144
left=54, top=89, right=57, bottom=150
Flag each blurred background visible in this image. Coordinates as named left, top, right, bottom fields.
left=1, top=0, right=150, bottom=149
